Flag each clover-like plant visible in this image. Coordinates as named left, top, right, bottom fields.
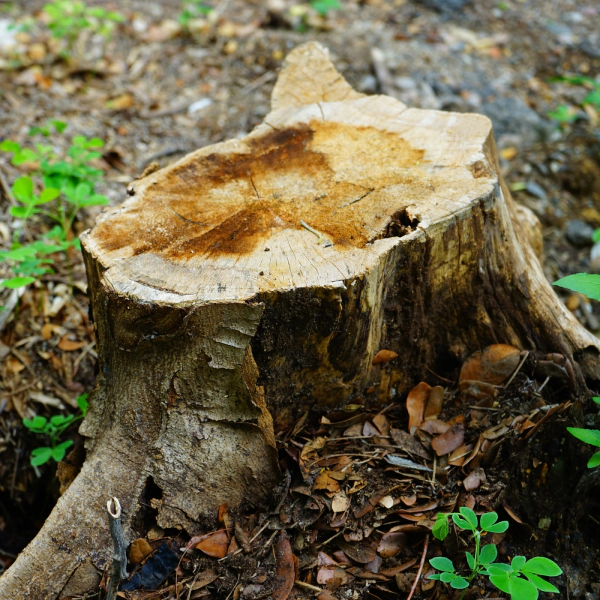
left=23, top=393, right=88, bottom=466
left=429, top=508, right=562, bottom=600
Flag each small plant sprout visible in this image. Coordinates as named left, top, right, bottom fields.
left=310, top=0, right=341, bottom=16
left=43, top=1, right=124, bottom=57
left=566, top=396, right=600, bottom=468
left=429, top=508, right=562, bottom=600
left=23, top=394, right=89, bottom=466
left=178, top=0, right=213, bottom=28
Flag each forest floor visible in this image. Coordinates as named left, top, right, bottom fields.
left=0, top=0, right=599, bottom=598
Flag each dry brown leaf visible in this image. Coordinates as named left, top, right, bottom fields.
left=377, top=532, right=407, bottom=558
left=272, top=532, right=295, bottom=600
left=463, top=467, right=486, bottom=491
left=459, top=344, right=521, bottom=385
left=373, top=349, right=398, bottom=364
left=378, top=495, right=394, bottom=509
left=195, top=530, right=229, bottom=558
left=431, top=422, right=465, bottom=456
left=399, top=493, right=417, bottom=506
left=347, top=478, right=367, bottom=494
left=406, top=382, right=431, bottom=431
left=58, top=336, right=85, bottom=351
left=318, top=551, right=337, bottom=566
left=419, top=419, right=450, bottom=435
left=362, top=421, right=380, bottom=437
left=344, top=423, right=363, bottom=437
left=129, top=538, right=153, bottom=565
left=448, top=444, right=473, bottom=466
left=390, top=428, right=430, bottom=459
left=317, top=591, right=337, bottom=600
left=313, top=471, right=340, bottom=493
left=373, top=414, right=391, bottom=437
left=331, top=491, right=350, bottom=513
left=301, top=437, right=327, bottom=461
left=337, top=540, right=376, bottom=564
left=459, top=379, right=498, bottom=401
left=380, top=558, right=417, bottom=576
left=424, top=386, right=444, bottom=419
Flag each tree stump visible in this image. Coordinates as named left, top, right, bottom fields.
left=2, top=42, right=599, bottom=599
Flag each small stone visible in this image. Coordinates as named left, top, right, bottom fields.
left=525, top=181, right=547, bottom=200
left=395, top=76, right=417, bottom=91
left=565, top=220, right=594, bottom=247
left=358, top=74, right=377, bottom=94
left=566, top=294, right=580, bottom=311
left=27, top=42, right=46, bottom=62
left=538, top=517, right=552, bottom=530
left=223, top=40, right=238, bottom=54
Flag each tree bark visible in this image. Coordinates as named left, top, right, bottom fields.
left=2, top=41, right=599, bottom=599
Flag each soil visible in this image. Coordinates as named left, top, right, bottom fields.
left=0, top=0, right=599, bottom=598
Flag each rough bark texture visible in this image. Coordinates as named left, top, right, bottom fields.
left=1, top=42, right=599, bottom=599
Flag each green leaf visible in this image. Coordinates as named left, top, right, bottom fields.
left=512, top=556, right=527, bottom=571
left=427, top=574, right=441, bottom=580
left=487, top=564, right=514, bottom=575
left=38, top=187, right=61, bottom=203
left=479, top=512, right=498, bottom=530
left=430, top=557, right=455, bottom=572
left=52, top=439, right=73, bottom=462
left=490, top=574, right=511, bottom=594
left=485, top=521, right=509, bottom=533
left=452, top=515, right=472, bottom=530
left=521, top=557, right=562, bottom=577
left=25, top=415, right=48, bottom=430
left=51, top=120, right=67, bottom=133
left=50, top=414, right=72, bottom=427
left=466, top=551, right=475, bottom=570
left=588, top=451, right=600, bottom=468
left=525, top=573, right=560, bottom=593
left=77, top=393, right=89, bottom=415
left=0, top=140, right=21, bottom=153
left=593, top=396, right=600, bottom=405
left=583, top=89, right=600, bottom=108
left=450, top=577, right=469, bottom=590
left=1, top=277, right=36, bottom=288
left=554, top=273, right=600, bottom=302
left=508, top=575, right=539, bottom=600
left=10, top=205, right=34, bottom=219
left=3, top=246, right=38, bottom=260
left=432, top=513, right=449, bottom=541
left=459, top=506, right=478, bottom=528
left=440, top=572, right=457, bottom=583
left=12, top=176, right=34, bottom=202
left=31, top=447, right=53, bottom=466
left=593, top=230, right=600, bottom=244
left=548, top=105, right=578, bottom=123
left=567, top=427, right=600, bottom=448
left=479, top=544, right=498, bottom=565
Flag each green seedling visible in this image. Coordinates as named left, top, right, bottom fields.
left=23, top=393, right=88, bottom=466
left=0, top=121, right=109, bottom=289
left=566, top=396, right=600, bottom=468
left=43, top=1, right=123, bottom=56
left=179, top=0, right=213, bottom=27
left=548, top=74, right=600, bottom=124
left=310, top=0, right=341, bottom=16
left=429, top=508, right=562, bottom=600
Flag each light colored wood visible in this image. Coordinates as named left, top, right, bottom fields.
left=2, top=41, right=598, bottom=600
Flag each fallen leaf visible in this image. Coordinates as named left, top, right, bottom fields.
left=378, top=495, right=394, bottom=509
left=195, top=530, right=229, bottom=559
left=313, top=471, right=340, bottom=493
left=448, top=444, right=473, bottom=466
left=317, top=591, right=337, bottom=600
left=395, top=572, right=416, bottom=592
left=419, top=419, right=450, bottom=435
left=318, top=552, right=337, bottom=566
left=399, top=493, right=417, bottom=506
left=406, top=382, right=430, bottom=431
left=463, top=467, right=486, bottom=491
left=317, top=566, right=336, bottom=584
left=377, top=532, right=407, bottom=558
left=459, top=344, right=521, bottom=385
left=380, top=558, right=417, bottom=576
left=58, top=336, right=85, bottom=351
left=333, top=550, right=353, bottom=565
left=365, top=554, right=382, bottom=573
left=347, top=478, right=367, bottom=494
left=373, top=349, right=398, bottom=364
left=431, top=422, right=465, bottom=456
left=331, top=491, right=350, bottom=513
left=373, top=414, right=391, bottom=436
left=363, top=421, right=380, bottom=437
left=337, top=540, right=376, bottom=564
left=272, top=533, right=295, bottom=600
left=424, top=386, right=444, bottom=419
left=390, top=428, right=430, bottom=459
left=384, top=455, right=432, bottom=472
left=459, top=379, right=498, bottom=401
left=129, top=538, right=153, bottom=565
left=106, top=93, right=135, bottom=111
left=301, top=437, right=327, bottom=461
left=344, top=423, right=363, bottom=437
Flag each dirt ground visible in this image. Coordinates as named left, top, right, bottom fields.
left=0, top=0, right=599, bottom=598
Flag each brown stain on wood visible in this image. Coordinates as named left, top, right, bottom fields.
left=92, top=121, right=425, bottom=260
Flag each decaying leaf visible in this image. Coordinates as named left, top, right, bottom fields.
left=195, top=530, right=229, bottom=559
left=463, top=467, right=486, bottom=491
left=431, top=422, right=465, bottom=456
left=459, top=344, right=521, bottom=385
left=331, top=491, right=350, bottom=513
left=337, top=540, right=376, bottom=564
left=272, top=533, right=295, bottom=600
left=378, top=495, right=394, bottom=509
left=313, top=471, right=340, bottom=493
left=373, top=349, right=398, bottom=364
left=301, top=437, right=327, bottom=461
left=390, top=428, right=430, bottom=459
left=377, top=532, right=407, bottom=558
left=385, top=455, right=432, bottom=472
left=129, top=538, right=153, bottom=565
left=424, top=386, right=444, bottom=420
left=373, top=414, right=391, bottom=437
left=406, top=382, right=431, bottom=431
left=419, top=419, right=450, bottom=435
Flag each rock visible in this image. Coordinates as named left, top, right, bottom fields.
left=413, top=0, right=471, bottom=14
left=479, top=97, right=552, bottom=147
left=358, top=74, right=378, bottom=94
left=565, top=220, right=594, bottom=247
left=590, top=242, right=600, bottom=273
left=525, top=181, right=547, bottom=201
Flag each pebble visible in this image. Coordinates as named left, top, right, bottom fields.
left=525, top=181, right=547, bottom=200
left=590, top=241, right=600, bottom=272
left=565, top=219, right=594, bottom=247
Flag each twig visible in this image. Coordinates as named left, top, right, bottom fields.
left=107, top=497, right=128, bottom=600
left=294, top=580, right=323, bottom=593
left=504, top=351, right=529, bottom=389
left=219, top=519, right=270, bottom=561
left=406, top=534, right=429, bottom=600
